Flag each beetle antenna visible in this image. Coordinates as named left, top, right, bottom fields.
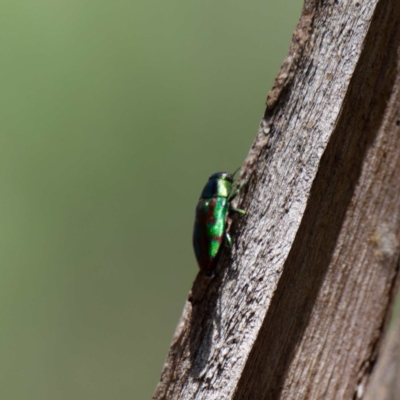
left=232, top=167, right=241, bottom=179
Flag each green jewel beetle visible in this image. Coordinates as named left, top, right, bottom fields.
left=193, top=171, right=246, bottom=276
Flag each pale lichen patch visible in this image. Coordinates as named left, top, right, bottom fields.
left=372, top=222, right=399, bottom=260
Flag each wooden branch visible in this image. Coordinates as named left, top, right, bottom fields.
left=154, top=0, right=400, bottom=398
left=364, top=303, right=400, bottom=400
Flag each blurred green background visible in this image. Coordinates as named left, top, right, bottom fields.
left=0, top=1, right=302, bottom=399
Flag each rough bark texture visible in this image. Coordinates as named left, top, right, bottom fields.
left=154, top=0, right=400, bottom=399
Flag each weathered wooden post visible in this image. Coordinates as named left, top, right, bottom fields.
left=154, top=1, right=400, bottom=398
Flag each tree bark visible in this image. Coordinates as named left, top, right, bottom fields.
left=154, top=0, right=400, bottom=399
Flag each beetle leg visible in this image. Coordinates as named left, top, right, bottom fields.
left=229, top=206, right=246, bottom=216
left=225, top=232, right=232, bottom=248
left=229, top=178, right=249, bottom=201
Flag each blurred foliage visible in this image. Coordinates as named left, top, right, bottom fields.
left=0, top=0, right=302, bottom=398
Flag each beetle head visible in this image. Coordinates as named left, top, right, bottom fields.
left=208, top=172, right=233, bottom=182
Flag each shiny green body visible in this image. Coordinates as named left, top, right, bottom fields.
left=193, top=172, right=245, bottom=275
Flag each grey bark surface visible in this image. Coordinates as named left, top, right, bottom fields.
left=154, top=0, right=400, bottom=399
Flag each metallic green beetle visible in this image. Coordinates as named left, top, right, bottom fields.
left=192, top=171, right=246, bottom=275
